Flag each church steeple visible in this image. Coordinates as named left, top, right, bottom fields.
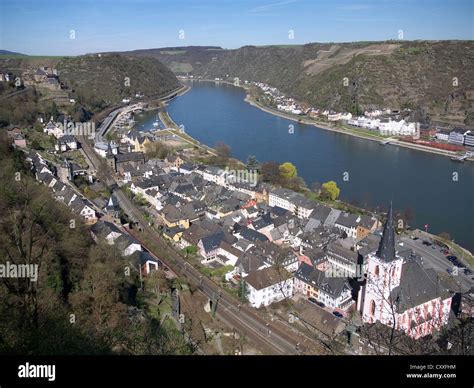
left=376, top=202, right=396, bottom=262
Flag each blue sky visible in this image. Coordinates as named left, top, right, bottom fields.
left=0, top=0, right=473, bottom=55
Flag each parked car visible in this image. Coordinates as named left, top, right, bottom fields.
left=422, top=241, right=432, bottom=246
left=448, top=256, right=465, bottom=268
left=333, top=311, right=343, bottom=318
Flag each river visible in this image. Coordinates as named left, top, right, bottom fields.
left=135, top=81, right=473, bottom=252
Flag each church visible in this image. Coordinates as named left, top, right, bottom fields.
left=357, top=204, right=453, bottom=339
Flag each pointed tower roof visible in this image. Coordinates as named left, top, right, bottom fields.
left=61, top=158, right=70, bottom=168
left=105, top=195, right=120, bottom=216
left=108, top=194, right=118, bottom=206
left=376, top=202, right=397, bottom=262
left=106, top=143, right=115, bottom=158
left=107, top=195, right=119, bottom=208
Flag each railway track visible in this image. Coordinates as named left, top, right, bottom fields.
left=78, top=120, right=326, bottom=355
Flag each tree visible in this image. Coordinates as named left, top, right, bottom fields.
left=34, top=121, right=43, bottom=132
left=279, top=162, right=297, bottom=181
left=311, top=181, right=322, bottom=194
left=238, top=278, right=249, bottom=303
left=144, top=141, right=171, bottom=159
left=144, top=270, right=171, bottom=303
left=260, top=161, right=281, bottom=184
left=286, top=176, right=307, bottom=192
left=182, top=245, right=198, bottom=259
left=0, top=136, right=195, bottom=355
left=321, top=181, right=340, bottom=201
left=438, top=232, right=451, bottom=241
left=245, top=155, right=259, bottom=171
left=214, top=142, right=231, bottom=166
left=48, top=101, right=60, bottom=121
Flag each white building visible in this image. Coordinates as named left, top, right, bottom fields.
left=44, top=120, right=64, bottom=139
left=348, top=116, right=417, bottom=136
left=55, top=135, right=78, bottom=153
left=94, top=141, right=118, bottom=158
left=268, top=188, right=315, bottom=219
left=245, top=267, right=294, bottom=308
left=198, top=166, right=228, bottom=187
left=328, top=112, right=342, bottom=121
left=448, top=128, right=468, bottom=145
left=436, top=130, right=450, bottom=142
left=69, top=197, right=98, bottom=223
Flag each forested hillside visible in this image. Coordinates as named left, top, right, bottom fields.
left=125, top=41, right=474, bottom=126
left=0, top=133, right=193, bottom=355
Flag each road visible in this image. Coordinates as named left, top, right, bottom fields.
left=0, top=86, right=29, bottom=100
left=95, top=85, right=189, bottom=142
left=78, top=133, right=326, bottom=355
left=400, top=236, right=473, bottom=291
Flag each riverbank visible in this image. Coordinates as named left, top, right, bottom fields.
left=245, top=94, right=470, bottom=160
left=143, top=83, right=191, bottom=111
left=158, top=89, right=472, bottom=263
left=188, top=78, right=471, bottom=161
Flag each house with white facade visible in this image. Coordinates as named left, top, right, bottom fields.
left=69, top=198, right=97, bottom=223
left=94, top=141, right=118, bottom=158
left=268, top=188, right=315, bottom=219
left=198, top=166, right=229, bottom=187
left=334, top=212, right=360, bottom=239
left=326, top=242, right=360, bottom=278
left=245, top=266, right=294, bottom=308
left=436, top=129, right=450, bottom=142
left=464, top=131, right=474, bottom=147
left=44, top=120, right=64, bottom=138
left=448, top=128, right=468, bottom=145
left=55, top=135, right=78, bottom=153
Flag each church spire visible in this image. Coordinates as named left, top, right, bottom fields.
left=376, top=202, right=396, bottom=262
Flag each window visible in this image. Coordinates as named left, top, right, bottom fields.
left=370, top=300, right=376, bottom=316
left=374, top=265, right=379, bottom=276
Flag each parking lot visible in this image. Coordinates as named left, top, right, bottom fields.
left=399, top=236, right=473, bottom=292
